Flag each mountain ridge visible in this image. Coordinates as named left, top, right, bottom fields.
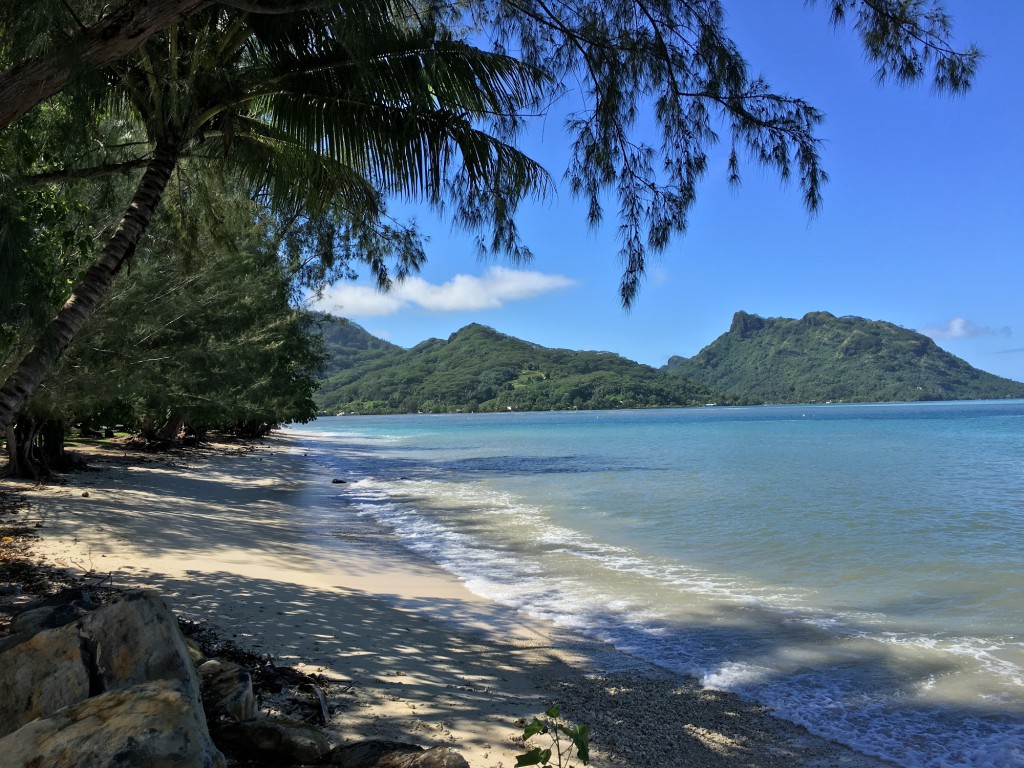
left=664, top=310, right=1024, bottom=404
left=313, top=311, right=1024, bottom=414
left=315, top=318, right=726, bottom=413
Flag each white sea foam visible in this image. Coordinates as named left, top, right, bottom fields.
left=336, top=475, right=1024, bottom=767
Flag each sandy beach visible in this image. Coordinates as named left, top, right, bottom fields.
left=3, top=435, right=894, bottom=768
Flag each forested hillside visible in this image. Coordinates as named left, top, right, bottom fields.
left=665, top=311, right=1024, bottom=404
left=317, top=315, right=402, bottom=378
left=316, top=320, right=726, bottom=413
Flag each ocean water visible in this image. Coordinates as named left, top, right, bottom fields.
left=285, top=401, right=1024, bottom=767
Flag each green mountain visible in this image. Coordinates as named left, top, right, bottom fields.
left=664, top=310, right=1024, bottom=404
left=316, top=319, right=725, bottom=414
left=317, top=314, right=402, bottom=378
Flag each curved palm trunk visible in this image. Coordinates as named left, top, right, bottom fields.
left=0, top=0, right=209, bottom=132
left=0, top=140, right=180, bottom=436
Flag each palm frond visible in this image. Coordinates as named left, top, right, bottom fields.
left=194, top=119, right=382, bottom=219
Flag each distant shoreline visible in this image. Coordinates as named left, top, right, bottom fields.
left=317, top=394, right=1024, bottom=417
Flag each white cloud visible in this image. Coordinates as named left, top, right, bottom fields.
left=920, top=317, right=1012, bottom=340
left=313, top=266, right=575, bottom=317
left=315, top=284, right=405, bottom=317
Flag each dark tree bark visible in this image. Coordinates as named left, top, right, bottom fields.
left=0, top=0, right=342, bottom=132
left=155, top=409, right=189, bottom=442
left=0, top=0, right=209, bottom=132
left=232, top=420, right=271, bottom=439
left=0, top=140, right=181, bottom=436
left=4, top=419, right=42, bottom=480
left=39, top=419, right=68, bottom=471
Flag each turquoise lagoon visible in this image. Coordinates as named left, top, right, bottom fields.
left=287, top=401, right=1024, bottom=767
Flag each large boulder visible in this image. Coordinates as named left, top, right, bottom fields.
left=0, top=624, right=92, bottom=737
left=77, top=590, right=201, bottom=704
left=0, top=680, right=225, bottom=768
left=8, top=599, right=94, bottom=635
left=0, top=591, right=200, bottom=737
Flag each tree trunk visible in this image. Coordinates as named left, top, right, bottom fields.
left=4, top=423, right=21, bottom=478
left=3, top=417, right=44, bottom=480
left=3, top=418, right=75, bottom=479
left=0, top=0, right=209, bottom=132
left=234, top=420, right=271, bottom=439
left=39, top=419, right=68, bottom=471
left=0, top=140, right=181, bottom=436
left=155, top=408, right=189, bottom=442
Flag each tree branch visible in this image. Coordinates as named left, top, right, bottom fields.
left=218, top=0, right=344, bottom=12
left=0, top=0, right=346, bottom=133
left=0, top=0, right=214, bottom=132
left=19, top=157, right=152, bottom=188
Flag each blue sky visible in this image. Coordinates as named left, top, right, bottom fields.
left=312, top=2, right=1024, bottom=383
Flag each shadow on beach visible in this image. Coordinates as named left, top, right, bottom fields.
left=14, top=442, right=935, bottom=767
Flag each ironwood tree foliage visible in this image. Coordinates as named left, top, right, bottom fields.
left=37, top=171, right=325, bottom=444
left=0, top=0, right=980, bottom=445
left=0, top=1, right=548, bottom=442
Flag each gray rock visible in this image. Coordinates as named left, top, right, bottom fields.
left=376, top=747, right=470, bottom=768
left=0, top=679, right=225, bottom=768
left=77, top=590, right=202, bottom=705
left=213, top=717, right=331, bottom=765
left=0, top=626, right=91, bottom=738
left=185, top=636, right=208, bottom=666
left=328, top=741, right=424, bottom=767
left=0, top=590, right=200, bottom=737
left=9, top=602, right=90, bottom=635
left=199, top=659, right=258, bottom=722
left=328, top=742, right=470, bottom=768
left=5, top=589, right=98, bottom=637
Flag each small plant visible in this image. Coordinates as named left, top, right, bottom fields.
left=515, top=705, right=590, bottom=767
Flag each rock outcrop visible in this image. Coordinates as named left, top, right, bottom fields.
left=0, top=586, right=476, bottom=768
left=328, top=741, right=471, bottom=768
left=0, top=591, right=223, bottom=768
left=0, top=680, right=224, bottom=768
left=213, top=717, right=332, bottom=764
left=198, top=659, right=258, bottom=722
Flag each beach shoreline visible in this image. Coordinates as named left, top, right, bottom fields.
left=3, top=434, right=894, bottom=767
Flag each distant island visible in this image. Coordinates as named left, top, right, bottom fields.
left=315, top=311, right=1024, bottom=414
left=665, top=310, right=1024, bottom=404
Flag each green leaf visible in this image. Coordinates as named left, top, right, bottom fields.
left=572, top=725, right=591, bottom=764
left=544, top=704, right=560, bottom=718
left=522, top=717, right=547, bottom=739
left=515, top=747, right=546, bottom=766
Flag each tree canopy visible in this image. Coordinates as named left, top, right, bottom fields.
left=0, top=1, right=548, bottom=438
left=36, top=171, right=325, bottom=440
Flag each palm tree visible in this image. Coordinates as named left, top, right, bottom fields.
left=0, top=3, right=548, bottom=443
